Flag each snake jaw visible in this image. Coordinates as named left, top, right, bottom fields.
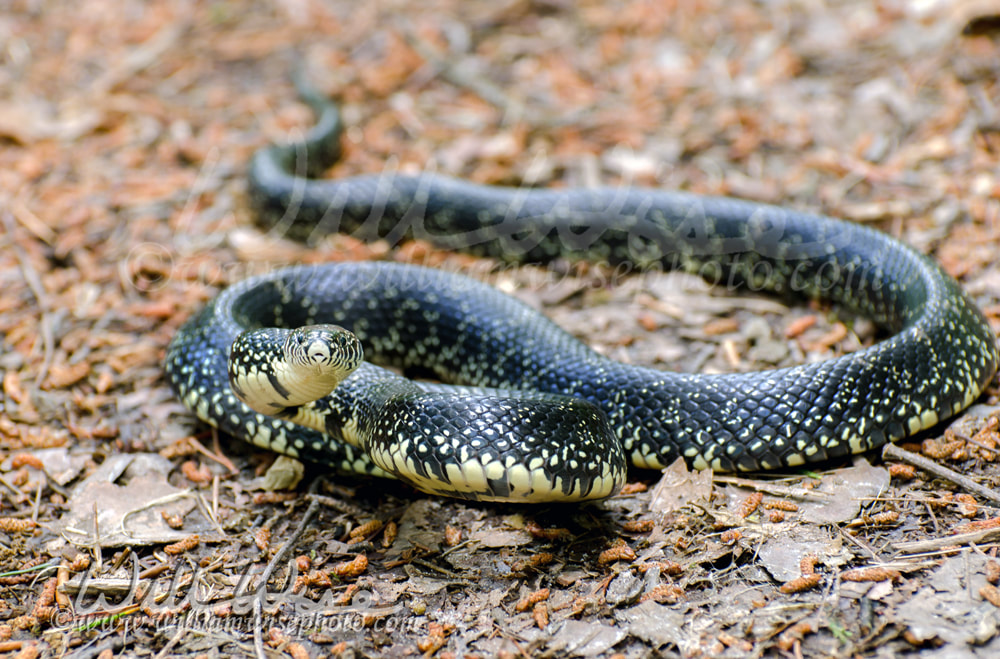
left=277, top=325, right=364, bottom=403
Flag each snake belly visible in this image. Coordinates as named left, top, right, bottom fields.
left=164, top=88, right=998, bottom=502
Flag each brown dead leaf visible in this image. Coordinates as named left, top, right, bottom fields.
left=798, top=460, right=890, bottom=524
left=55, top=457, right=216, bottom=547
left=648, top=458, right=713, bottom=515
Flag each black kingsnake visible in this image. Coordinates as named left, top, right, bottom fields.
left=164, top=83, right=998, bottom=502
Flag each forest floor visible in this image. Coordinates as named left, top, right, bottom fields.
left=3, top=1, right=1000, bottom=657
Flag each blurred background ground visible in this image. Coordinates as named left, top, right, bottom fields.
left=3, top=0, right=1000, bottom=657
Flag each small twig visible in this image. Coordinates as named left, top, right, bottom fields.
left=212, top=474, right=220, bottom=525
left=9, top=197, right=55, bottom=245
left=31, top=479, right=43, bottom=524
left=257, top=491, right=321, bottom=587
left=882, top=442, right=1000, bottom=504
left=252, top=596, right=266, bottom=659
left=949, top=428, right=1000, bottom=455
left=837, top=525, right=882, bottom=563
left=89, top=23, right=185, bottom=96
left=397, top=23, right=594, bottom=129
left=119, top=489, right=194, bottom=538
left=184, top=430, right=238, bottom=475
left=893, top=527, right=1000, bottom=553
left=398, top=26, right=525, bottom=121
left=895, top=545, right=998, bottom=561
left=410, top=558, right=465, bottom=580
left=152, top=627, right=186, bottom=659
left=304, top=492, right=366, bottom=517
left=924, top=499, right=942, bottom=536
left=712, top=475, right=831, bottom=503
left=92, top=503, right=101, bottom=567
left=192, top=489, right=225, bottom=537
left=438, top=539, right=473, bottom=558
left=3, top=210, right=55, bottom=385
left=0, top=474, right=22, bottom=498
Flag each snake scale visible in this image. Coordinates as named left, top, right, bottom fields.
left=165, top=83, right=998, bottom=502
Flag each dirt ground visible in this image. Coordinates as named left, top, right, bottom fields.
left=3, top=0, right=1000, bottom=657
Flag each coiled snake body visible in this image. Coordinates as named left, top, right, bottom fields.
left=165, top=87, right=998, bottom=502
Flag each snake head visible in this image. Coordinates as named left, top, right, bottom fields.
left=284, top=324, right=364, bottom=377
left=228, top=324, right=365, bottom=413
